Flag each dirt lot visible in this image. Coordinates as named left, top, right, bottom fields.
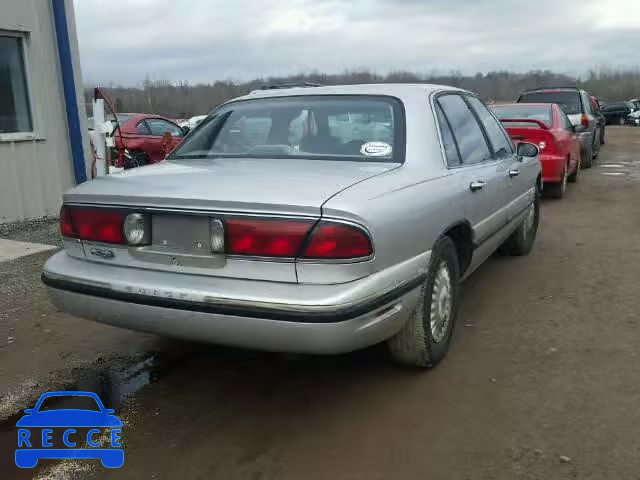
left=1, top=127, right=640, bottom=479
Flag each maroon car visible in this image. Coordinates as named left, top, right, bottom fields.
left=112, top=113, right=186, bottom=168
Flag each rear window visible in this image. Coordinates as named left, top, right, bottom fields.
left=518, top=91, right=582, bottom=115
left=169, top=95, right=403, bottom=162
left=492, top=105, right=552, bottom=127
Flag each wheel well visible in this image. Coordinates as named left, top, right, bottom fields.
left=536, top=174, right=542, bottom=193
left=444, top=223, right=472, bottom=275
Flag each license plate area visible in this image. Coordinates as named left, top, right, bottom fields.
left=152, top=214, right=216, bottom=254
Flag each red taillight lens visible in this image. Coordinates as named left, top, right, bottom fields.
left=226, top=219, right=313, bottom=257
left=60, top=206, right=76, bottom=238
left=303, top=222, right=372, bottom=259
left=581, top=113, right=589, bottom=128
left=61, top=207, right=126, bottom=244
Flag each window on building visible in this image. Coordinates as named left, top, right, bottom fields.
left=0, top=35, right=32, bottom=134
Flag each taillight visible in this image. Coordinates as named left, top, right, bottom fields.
left=581, top=113, right=589, bottom=128
left=302, top=222, right=372, bottom=259
left=60, top=206, right=127, bottom=244
left=226, top=218, right=314, bottom=257
left=59, top=206, right=75, bottom=238
left=225, top=218, right=373, bottom=259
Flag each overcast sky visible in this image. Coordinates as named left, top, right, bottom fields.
left=73, top=0, right=640, bottom=86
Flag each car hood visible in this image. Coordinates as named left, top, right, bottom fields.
left=66, top=158, right=399, bottom=215
left=16, top=410, right=123, bottom=427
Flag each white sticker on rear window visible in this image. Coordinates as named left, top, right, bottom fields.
left=360, top=142, right=392, bottom=157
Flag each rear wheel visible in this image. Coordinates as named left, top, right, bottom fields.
left=387, top=236, right=460, bottom=368
left=568, top=161, right=579, bottom=183
left=545, top=165, right=567, bottom=199
left=500, top=190, right=540, bottom=256
left=581, top=144, right=593, bottom=169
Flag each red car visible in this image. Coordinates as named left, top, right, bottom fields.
left=111, top=113, right=186, bottom=168
left=492, top=103, right=581, bottom=198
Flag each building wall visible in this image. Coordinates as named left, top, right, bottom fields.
left=0, top=0, right=89, bottom=223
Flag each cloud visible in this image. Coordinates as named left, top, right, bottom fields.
left=73, top=0, right=640, bottom=86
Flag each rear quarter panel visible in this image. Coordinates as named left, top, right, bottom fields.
left=321, top=90, right=462, bottom=276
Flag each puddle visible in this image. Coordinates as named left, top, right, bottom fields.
left=0, top=352, right=183, bottom=478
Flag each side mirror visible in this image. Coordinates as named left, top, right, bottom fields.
left=105, top=409, right=115, bottom=414
left=181, top=126, right=190, bottom=136
left=517, top=142, right=539, bottom=158
left=24, top=409, right=34, bottom=414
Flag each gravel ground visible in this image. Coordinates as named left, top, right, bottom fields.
left=0, top=217, right=62, bottom=247
left=1, top=127, right=639, bottom=480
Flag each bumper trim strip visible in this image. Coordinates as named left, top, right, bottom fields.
left=41, top=272, right=425, bottom=324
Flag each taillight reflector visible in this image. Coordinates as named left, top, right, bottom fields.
left=60, top=206, right=126, bottom=244
left=226, top=218, right=313, bottom=257
left=303, top=223, right=372, bottom=259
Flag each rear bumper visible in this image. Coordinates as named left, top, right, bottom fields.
left=540, top=154, right=566, bottom=183
left=42, top=252, right=427, bottom=354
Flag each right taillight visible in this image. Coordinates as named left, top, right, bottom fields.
left=226, top=218, right=314, bottom=257
left=224, top=218, right=373, bottom=260
left=302, top=222, right=372, bottom=259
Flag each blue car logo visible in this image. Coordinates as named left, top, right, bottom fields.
left=15, top=391, right=124, bottom=469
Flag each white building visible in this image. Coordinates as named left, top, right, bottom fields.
left=0, top=0, right=89, bottom=223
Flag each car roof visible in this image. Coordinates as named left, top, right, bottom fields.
left=233, top=83, right=467, bottom=102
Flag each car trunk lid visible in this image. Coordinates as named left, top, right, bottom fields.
left=64, top=158, right=398, bottom=283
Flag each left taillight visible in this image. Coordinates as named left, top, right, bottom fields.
left=60, top=206, right=149, bottom=245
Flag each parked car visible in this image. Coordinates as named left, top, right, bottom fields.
left=600, top=101, right=636, bottom=125
left=110, top=113, right=187, bottom=168
left=626, top=109, right=640, bottom=126
left=179, top=115, right=207, bottom=131
left=517, top=87, right=601, bottom=168
left=590, top=96, right=606, bottom=145
left=492, top=103, right=580, bottom=198
left=42, top=84, right=541, bottom=368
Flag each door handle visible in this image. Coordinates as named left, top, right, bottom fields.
left=469, top=180, right=486, bottom=192
left=509, top=169, right=520, bottom=178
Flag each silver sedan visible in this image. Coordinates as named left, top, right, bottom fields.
left=43, top=84, right=541, bottom=367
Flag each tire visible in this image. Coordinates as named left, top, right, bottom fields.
left=581, top=144, right=593, bottom=169
left=500, top=190, right=540, bottom=256
left=592, top=136, right=600, bottom=160
left=544, top=165, right=567, bottom=199
left=387, top=236, right=460, bottom=368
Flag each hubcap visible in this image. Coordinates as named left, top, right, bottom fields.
left=430, top=261, right=452, bottom=343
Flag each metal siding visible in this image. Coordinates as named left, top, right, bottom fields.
left=0, top=0, right=89, bottom=223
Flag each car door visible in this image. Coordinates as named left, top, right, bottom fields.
left=146, top=118, right=185, bottom=161
left=464, top=95, right=532, bottom=224
left=436, top=94, right=508, bottom=248
left=557, top=108, right=580, bottom=173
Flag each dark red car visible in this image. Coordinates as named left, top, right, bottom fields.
left=491, top=103, right=581, bottom=198
left=111, top=113, right=186, bottom=168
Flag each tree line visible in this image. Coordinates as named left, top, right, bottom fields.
left=85, top=67, right=640, bottom=119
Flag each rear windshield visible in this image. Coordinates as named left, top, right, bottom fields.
left=518, top=91, right=582, bottom=115
left=169, top=95, right=403, bottom=162
left=491, top=105, right=552, bottom=127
